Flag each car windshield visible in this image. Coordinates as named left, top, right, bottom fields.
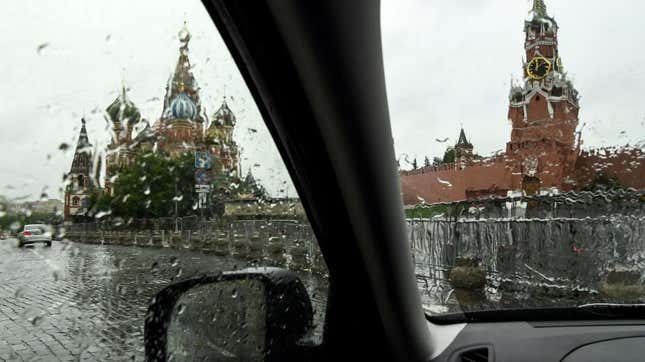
left=24, top=225, right=45, bottom=231
left=383, top=0, right=645, bottom=320
left=0, top=1, right=327, bottom=360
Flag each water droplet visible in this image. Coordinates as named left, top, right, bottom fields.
left=14, top=287, right=27, bottom=298
left=30, top=315, right=44, bottom=326
left=36, top=42, right=49, bottom=54
left=170, top=257, right=179, bottom=267
left=231, top=288, right=238, bottom=299
left=437, top=178, right=452, bottom=187
left=95, top=210, right=111, bottom=219
left=177, top=304, right=186, bottom=315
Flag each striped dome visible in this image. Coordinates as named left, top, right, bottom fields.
left=169, top=93, right=197, bottom=120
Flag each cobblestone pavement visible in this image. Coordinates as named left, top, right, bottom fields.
left=0, top=239, right=328, bottom=361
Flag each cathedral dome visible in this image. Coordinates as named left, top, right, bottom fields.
left=169, top=93, right=197, bottom=120
left=106, top=86, right=141, bottom=125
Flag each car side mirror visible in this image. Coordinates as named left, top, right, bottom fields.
left=144, top=268, right=314, bottom=361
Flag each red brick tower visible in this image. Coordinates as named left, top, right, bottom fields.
left=506, top=0, right=580, bottom=194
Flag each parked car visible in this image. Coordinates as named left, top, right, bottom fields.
left=18, top=224, right=52, bottom=247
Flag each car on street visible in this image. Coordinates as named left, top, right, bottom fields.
left=18, top=224, right=52, bottom=248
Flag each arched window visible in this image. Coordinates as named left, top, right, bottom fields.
left=72, top=196, right=80, bottom=206
left=77, top=174, right=84, bottom=188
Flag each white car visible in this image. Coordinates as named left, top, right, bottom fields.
left=18, top=224, right=52, bottom=247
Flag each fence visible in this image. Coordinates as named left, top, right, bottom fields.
left=65, top=190, right=644, bottom=298
left=65, top=218, right=327, bottom=275
left=408, top=215, right=645, bottom=292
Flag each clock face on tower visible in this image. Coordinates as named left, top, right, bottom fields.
left=527, top=56, right=552, bottom=80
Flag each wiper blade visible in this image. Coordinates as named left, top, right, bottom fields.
left=428, top=305, right=645, bottom=324
left=578, top=303, right=645, bottom=309
left=577, top=303, right=645, bottom=318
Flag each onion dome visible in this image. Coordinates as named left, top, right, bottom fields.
left=169, top=92, right=197, bottom=120
left=106, top=85, right=141, bottom=125
left=212, top=99, right=236, bottom=126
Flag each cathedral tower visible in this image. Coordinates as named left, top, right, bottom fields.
left=64, top=119, right=94, bottom=220
left=156, top=23, right=206, bottom=156
left=206, top=98, right=240, bottom=178
left=105, top=84, right=141, bottom=194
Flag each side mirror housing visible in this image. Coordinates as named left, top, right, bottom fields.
left=144, top=268, right=314, bottom=361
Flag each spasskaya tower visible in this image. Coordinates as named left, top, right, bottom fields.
left=506, top=0, right=580, bottom=194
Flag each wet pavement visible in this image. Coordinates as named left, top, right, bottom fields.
left=0, top=239, right=328, bottom=361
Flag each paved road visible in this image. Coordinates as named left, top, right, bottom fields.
left=0, top=239, right=327, bottom=361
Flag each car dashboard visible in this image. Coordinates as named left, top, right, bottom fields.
left=429, top=319, right=645, bottom=361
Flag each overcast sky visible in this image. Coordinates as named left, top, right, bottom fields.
left=1, top=0, right=644, bottom=202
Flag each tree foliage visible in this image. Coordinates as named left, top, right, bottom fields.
left=89, top=152, right=196, bottom=219
left=88, top=151, right=269, bottom=220
left=442, top=147, right=455, bottom=164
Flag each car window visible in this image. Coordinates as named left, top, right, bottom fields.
left=384, top=0, right=645, bottom=319
left=0, top=1, right=327, bottom=360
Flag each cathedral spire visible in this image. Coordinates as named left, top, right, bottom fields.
left=532, top=0, right=548, bottom=17
left=161, top=22, right=203, bottom=123
left=69, top=118, right=93, bottom=175
left=76, top=118, right=90, bottom=150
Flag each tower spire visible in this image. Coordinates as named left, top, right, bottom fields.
left=457, top=127, right=470, bottom=146
left=532, top=0, right=548, bottom=17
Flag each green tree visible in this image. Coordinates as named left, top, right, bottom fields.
left=442, top=147, right=455, bottom=164
left=89, top=151, right=196, bottom=219
left=88, top=151, right=272, bottom=220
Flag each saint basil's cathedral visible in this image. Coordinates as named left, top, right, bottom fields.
left=64, top=24, right=240, bottom=219
left=400, top=0, right=645, bottom=205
